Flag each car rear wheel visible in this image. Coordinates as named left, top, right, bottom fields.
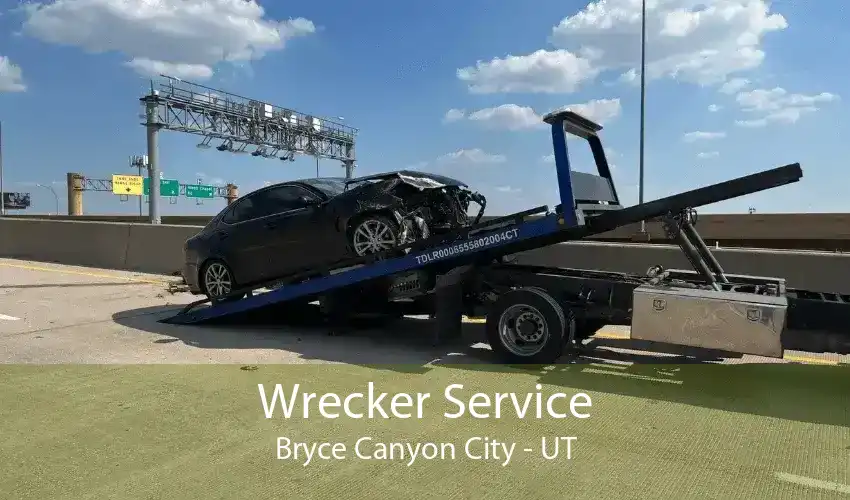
left=201, top=260, right=241, bottom=301
left=351, top=215, right=402, bottom=256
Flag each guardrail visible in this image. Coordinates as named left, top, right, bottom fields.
left=5, top=213, right=850, bottom=251
left=2, top=217, right=850, bottom=294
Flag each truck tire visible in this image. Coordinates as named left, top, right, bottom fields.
left=485, top=287, right=569, bottom=364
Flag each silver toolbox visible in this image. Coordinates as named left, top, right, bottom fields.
left=631, top=283, right=787, bottom=358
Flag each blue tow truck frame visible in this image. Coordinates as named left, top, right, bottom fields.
left=164, top=106, right=850, bottom=363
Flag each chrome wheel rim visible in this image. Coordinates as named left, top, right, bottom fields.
left=353, top=219, right=397, bottom=255
left=204, top=262, right=232, bottom=298
left=497, top=304, right=549, bottom=356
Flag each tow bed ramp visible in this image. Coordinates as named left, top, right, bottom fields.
left=165, top=107, right=804, bottom=326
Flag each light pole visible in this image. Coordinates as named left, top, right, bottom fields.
left=637, top=0, right=648, bottom=233
left=130, top=155, right=147, bottom=217
left=35, top=183, right=59, bottom=215
left=638, top=0, right=647, bottom=234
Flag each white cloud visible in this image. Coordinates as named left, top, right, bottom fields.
left=708, top=104, right=721, bottom=112
left=467, top=104, right=543, bottom=130
left=436, top=148, right=507, bottom=165
left=443, top=108, right=466, bottom=123
left=563, top=98, right=622, bottom=125
left=495, top=186, right=521, bottom=194
left=683, top=131, right=726, bottom=142
left=541, top=154, right=555, bottom=163
left=20, top=0, right=316, bottom=80
left=124, top=59, right=213, bottom=80
left=719, top=78, right=750, bottom=94
left=617, top=68, right=639, bottom=85
left=456, top=49, right=599, bottom=94
left=0, top=56, right=26, bottom=92
left=735, top=106, right=818, bottom=128
left=734, top=87, right=839, bottom=127
left=457, top=0, right=787, bottom=93
left=449, top=98, right=621, bottom=131
left=697, top=151, right=719, bottom=159
left=734, top=119, right=766, bottom=128
left=736, top=88, right=838, bottom=113
left=552, top=0, right=788, bottom=85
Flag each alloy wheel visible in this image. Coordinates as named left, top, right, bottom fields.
left=203, top=262, right=233, bottom=298
left=353, top=219, right=398, bottom=256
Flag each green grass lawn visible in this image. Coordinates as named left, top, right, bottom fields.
left=2, top=363, right=848, bottom=500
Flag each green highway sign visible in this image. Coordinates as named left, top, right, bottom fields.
left=143, top=178, right=180, bottom=197
left=186, top=184, right=216, bottom=199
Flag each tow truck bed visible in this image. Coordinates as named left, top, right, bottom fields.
left=163, top=107, right=850, bottom=363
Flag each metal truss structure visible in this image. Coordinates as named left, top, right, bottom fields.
left=77, top=177, right=230, bottom=198
left=139, top=76, right=358, bottom=166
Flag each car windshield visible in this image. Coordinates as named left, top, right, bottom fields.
left=300, top=178, right=348, bottom=197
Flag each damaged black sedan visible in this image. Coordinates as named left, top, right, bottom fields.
left=182, top=170, right=486, bottom=299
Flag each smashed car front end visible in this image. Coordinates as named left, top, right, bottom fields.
left=389, top=172, right=487, bottom=233
left=339, top=170, right=487, bottom=248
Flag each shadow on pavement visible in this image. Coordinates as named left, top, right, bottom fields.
left=113, top=303, right=491, bottom=373
left=112, top=303, right=850, bottom=428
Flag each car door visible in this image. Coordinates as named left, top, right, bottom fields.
left=253, top=185, right=328, bottom=277
left=214, top=192, right=272, bottom=285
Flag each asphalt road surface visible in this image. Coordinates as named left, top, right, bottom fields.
left=1, top=258, right=848, bottom=499
left=0, top=257, right=846, bottom=366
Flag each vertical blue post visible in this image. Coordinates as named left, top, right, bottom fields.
left=550, top=120, right=578, bottom=227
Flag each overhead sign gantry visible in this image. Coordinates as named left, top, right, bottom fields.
left=138, top=75, right=358, bottom=224
left=73, top=175, right=232, bottom=200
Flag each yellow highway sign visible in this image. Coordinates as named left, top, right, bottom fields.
left=112, top=174, right=144, bottom=196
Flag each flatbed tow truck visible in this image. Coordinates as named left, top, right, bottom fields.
left=165, top=108, right=850, bottom=364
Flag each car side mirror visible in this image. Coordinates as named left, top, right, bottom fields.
left=300, top=195, right=319, bottom=206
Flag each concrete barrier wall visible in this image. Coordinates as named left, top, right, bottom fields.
left=2, top=218, right=849, bottom=293
left=5, top=214, right=213, bottom=227
left=124, top=223, right=202, bottom=273
left=7, top=212, right=850, bottom=250
left=514, top=242, right=850, bottom=294
left=0, top=219, right=134, bottom=270
left=0, top=218, right=200, bottom=275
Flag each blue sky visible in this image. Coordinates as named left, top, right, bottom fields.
left=0, top=0, right=846, bottom=216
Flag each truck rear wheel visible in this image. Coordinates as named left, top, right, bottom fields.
left=485, top=287, right=570, bottom=364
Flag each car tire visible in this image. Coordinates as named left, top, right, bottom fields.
left=200, top=259, right=244, bottom=302
left=349, top=214, right=404, bottom=257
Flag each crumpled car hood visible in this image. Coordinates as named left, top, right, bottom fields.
left=397, top=173, right=453, bottom=190
left=347, top=170, right=468, bottom=191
